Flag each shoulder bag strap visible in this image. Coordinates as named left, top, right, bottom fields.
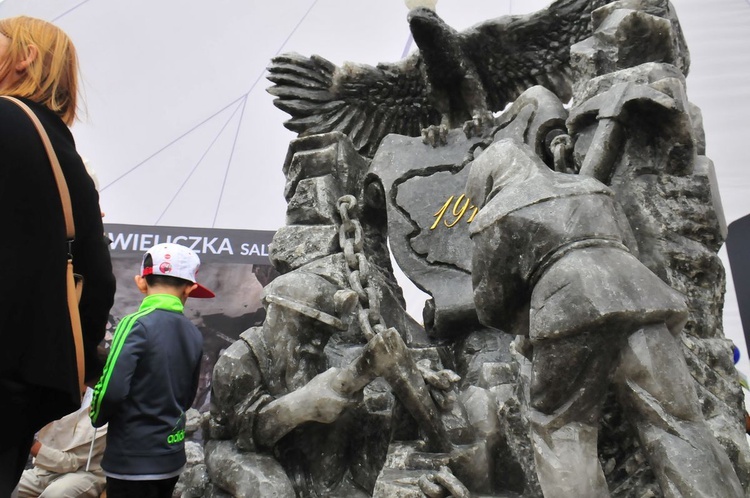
left=1, top=96, right=75, bottom=239
left=2, top=95, right=85, bottom=398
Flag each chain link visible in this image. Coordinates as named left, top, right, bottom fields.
left=337, top=195, right=387, bottom=340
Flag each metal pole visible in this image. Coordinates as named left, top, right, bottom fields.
left=85, top=427, right=97, bottom=472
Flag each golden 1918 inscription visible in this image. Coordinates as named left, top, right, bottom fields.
left=430, top=195, right=478, bottom=230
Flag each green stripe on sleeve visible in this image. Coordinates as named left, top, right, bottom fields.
left=90, top=308, right=154, bottom=423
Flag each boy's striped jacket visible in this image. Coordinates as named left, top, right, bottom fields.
left=90, top=293, right=203, bottom=476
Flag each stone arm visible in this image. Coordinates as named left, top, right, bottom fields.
left=567, top=81, right=681, bottom=185
left=470, top=238, right=530, bottom=336
left=254, top=367, right=355, bottom=448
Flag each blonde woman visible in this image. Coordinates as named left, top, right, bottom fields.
left=0, top=16, right=115, bottom=494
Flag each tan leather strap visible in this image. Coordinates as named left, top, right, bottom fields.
left=2, top=95, right=85, bottom=396
left=1, top=96, right=75, bottom=239
left=66, top=260, right=86, bottom=396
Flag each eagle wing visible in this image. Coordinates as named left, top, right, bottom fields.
left=267, top=52, right=441, bottom=157
left=461, top=0, right=607, bottom=112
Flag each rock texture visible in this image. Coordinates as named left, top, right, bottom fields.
left=195, top=1, right=750, bottom=497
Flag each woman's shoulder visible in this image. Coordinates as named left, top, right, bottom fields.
left=0, top=96, right=74, bottom=149
left=0, top=100, right=43, bottom=155
left=0, top=95, right=35, bottom=125
left=0, top=95, right=41, bottom=115
left=0, top=96, right=67, bottom=127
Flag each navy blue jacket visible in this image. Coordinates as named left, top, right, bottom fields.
left=91, top=294, right=203, bottom=475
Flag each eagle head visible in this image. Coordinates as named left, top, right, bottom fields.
left=407, top=6, right=454, bottom=52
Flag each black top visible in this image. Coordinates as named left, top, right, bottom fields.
left=0, top=96, right=116, bottom=423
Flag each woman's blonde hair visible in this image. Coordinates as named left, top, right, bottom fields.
left=0, top=16, right=79, bottom=125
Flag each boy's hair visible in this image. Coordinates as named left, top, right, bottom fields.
left=142, top=254, right=193, bottom=290
left=0, top=16, right=79, bottom=125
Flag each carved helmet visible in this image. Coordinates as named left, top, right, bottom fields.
left=262, top=271, right=358, bottom=331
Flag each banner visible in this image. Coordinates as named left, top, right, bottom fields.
left=727, top=214, right=750, bottom=359
left=103, top=223, right=278, bottom=412
left=105, top=223, right=274, bottom=264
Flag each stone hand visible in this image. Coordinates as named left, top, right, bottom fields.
left=256, top=367, right=356, bottom=447
left=300, top=367, right=356, bottom=424
left=417, top=465, right=471, bottom=498
left=417, top=359, right=460, bottom=410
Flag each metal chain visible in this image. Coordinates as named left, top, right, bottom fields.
left=337, top=195, right=387, bottom=341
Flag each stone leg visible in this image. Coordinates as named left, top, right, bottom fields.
left=528, top=332, right=621, bottom=498
left=204, top=440, right=296, bottom=498
left=614, top=324, right=744, bottom=498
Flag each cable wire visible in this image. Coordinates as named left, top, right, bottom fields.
left=102, top=0, right=321, bottom=227
left=52, top=0, right=92, bottom=21
left=155, top=98, right=246, bottom=225
left=212, top=97, right=248, bottom=227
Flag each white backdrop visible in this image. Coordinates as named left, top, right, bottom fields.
left=1, top=0, right=749, bottom=375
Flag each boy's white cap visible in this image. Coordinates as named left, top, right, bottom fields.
left=141, top=243, right=215, bottom=298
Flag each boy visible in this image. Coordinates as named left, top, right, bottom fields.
left=90, top=243, right=214, bottom=498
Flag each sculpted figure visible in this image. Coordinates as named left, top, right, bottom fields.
left=207, top=268, right=452, bottom=497
left=466, top=138, right=743, bottom=498
left=206, top=271, right=366, bottom=497
left=242, top=2, right=749, bottom=496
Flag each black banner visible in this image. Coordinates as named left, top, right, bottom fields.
left=727, top=214, right=750, bottom=356
left=104, top=223, right=275, bottom=265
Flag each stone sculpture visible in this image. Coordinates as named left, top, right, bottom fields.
left=205, top=271, right=364, bottom=497
left=266, top=0, right=610, bottom=156
left=187, top=1, right=750, bottom=497
left=467, top=138, right=743, bottom=497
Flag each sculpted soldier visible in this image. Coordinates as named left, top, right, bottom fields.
left=466, top=138, right=743, bottom=498
left=206, top=271, right=366, bottom=497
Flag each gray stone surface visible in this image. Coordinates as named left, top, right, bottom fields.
left=205, top=440, right=296, bottom=497
left=368, top=130, right=482, bottom=337
left=266, top=0, right=609, bottom=158
left=468, top=138, right=743, bottom=497
left=198, top=1, right=750, bottom=497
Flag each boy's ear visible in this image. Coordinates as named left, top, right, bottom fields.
left=184, top=283, right=199, bottom=300
left=134, top=275, right=148, bottom=294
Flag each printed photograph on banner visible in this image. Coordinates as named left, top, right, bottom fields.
left=103, top=224, right=278, bottom=414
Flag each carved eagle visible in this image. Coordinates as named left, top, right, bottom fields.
left=267, top=0, right=608, bottom=157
